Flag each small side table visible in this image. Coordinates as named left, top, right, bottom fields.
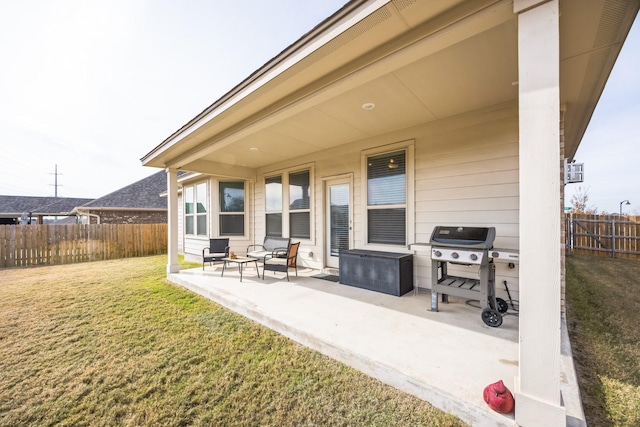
left=221, top=257, right=260, bottom=282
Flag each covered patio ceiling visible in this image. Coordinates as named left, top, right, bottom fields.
left=141, top=0, right=637, bottom=177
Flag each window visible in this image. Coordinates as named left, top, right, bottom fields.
left=366, top=150, right=406, bottom=245
left=185, top=182, right=207, bottom=236
left=264, top=167, right=312, bottom=240
left=289, top=170, right=310, bottom=239
left=185, top=186, right=194, bottom=234
left=219, top=182, right=244, bottom=236
left=265, top=176, right=282, bottom=237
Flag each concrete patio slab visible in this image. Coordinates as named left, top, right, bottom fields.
left=168, top=264, right=584, bottom=426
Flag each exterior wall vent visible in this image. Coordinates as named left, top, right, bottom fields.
left=296, top=5, right=393, bottom=70
left=393, top=0, right=417, bottom=12
left=594, top=0, right=631, bottom=48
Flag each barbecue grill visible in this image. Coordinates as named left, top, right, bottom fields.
left=429, top=226, right=507, bottom=327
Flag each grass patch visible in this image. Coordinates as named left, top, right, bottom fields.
left=0, top=256, right=463, bottom=427
left=566, top=254, right=640, bottom=427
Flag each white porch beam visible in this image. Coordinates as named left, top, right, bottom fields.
left=514, top=0, right=565, bottom=426
left=166, top=167, right=180, bottom=274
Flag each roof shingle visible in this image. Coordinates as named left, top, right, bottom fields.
left=80, top=171, right=168, bottom=210
left=0, top=196, right=94, bottom=216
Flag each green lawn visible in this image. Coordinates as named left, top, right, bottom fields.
left=3, top=253, right=635, bottom=426
left=0, top=256, right=464, bottom=427
left=565, top=254, right=640, bottom=427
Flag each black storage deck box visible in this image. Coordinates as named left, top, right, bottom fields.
left=338, top=249, right=413, bottom=296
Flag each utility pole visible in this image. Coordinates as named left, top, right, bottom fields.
left=50, top=164, right=62, bottom=197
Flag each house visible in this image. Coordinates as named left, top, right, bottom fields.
left=141, top=1, right=639, bottom=425
left=0, top=195, right=94, bottom=224
left=73, top=171, right=169, bottom=224
left=1, top=171, right=173, bottom=226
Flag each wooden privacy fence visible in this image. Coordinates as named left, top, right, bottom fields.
left=566, top=213, right=640, bottom=259
left=0, top=224, right=168, bottom=268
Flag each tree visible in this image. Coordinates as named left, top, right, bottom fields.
left=570, top=186, right=599, bottom=214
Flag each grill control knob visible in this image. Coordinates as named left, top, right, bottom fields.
left=470, top=253, right=478, bottom=261
left=434, top=250, right=442, bottom=257
left=451, top=252, right=459, bottom=259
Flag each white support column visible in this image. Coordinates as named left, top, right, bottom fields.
left=166, top=167, right=180, bottom=274
left=514, top=0, right=565, bottom=426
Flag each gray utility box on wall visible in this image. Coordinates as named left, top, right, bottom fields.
left=338, top=249, right=413, bottom=296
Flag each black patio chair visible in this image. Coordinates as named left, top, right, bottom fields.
left=202, top=238, right=230, bottom=270
left=262, top=242, right=299, bottom=281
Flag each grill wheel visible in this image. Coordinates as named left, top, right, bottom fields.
left=496, top=298, right=509, bottom=314
left=482, top=308, right=503, bottom=327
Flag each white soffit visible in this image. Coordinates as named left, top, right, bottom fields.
left=146, top=0, right=392, bottom=162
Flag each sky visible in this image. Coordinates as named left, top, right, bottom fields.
left=0, top=0, right=348, bottom=198
left=0, top=1, right=638, bottom=214
left=565, top=19, right=640, bottom=215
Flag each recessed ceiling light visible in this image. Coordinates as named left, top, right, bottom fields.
left=362, top=102, right=375, bottom=110
left=250, top=147, right=258, bottom=151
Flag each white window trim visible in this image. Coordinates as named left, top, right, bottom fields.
left=264, top=175, right=284, bottom=238
left=184, top=180, right=209, bottom=238
left=360, top=140, right=414, bottom=251
left=216, top=180, right=249, bottom=238
left=263, top=162, right=315, bottom=244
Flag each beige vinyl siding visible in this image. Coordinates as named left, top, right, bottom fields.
left=252, top=179, right=266, bottom=244
left=412, top=106, right=520, bottom=301
left=315, top=158, right=361, bottom=269
left=207, top=103, right=520, bottom=298
left=254, top=164, right=322, bottom=269
left=183, top=236, right=209, bottom=263
left=181, top=177, right=253, bottom=263
left=183, top=178, right=211, bottom=263
left=183, top=235, right=254, bottom=265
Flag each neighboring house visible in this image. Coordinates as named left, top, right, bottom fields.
left=73, top=171, right=169, bottom=224
left=141, top=1, right=639, bottom=425
left=0, top=195, right=94, bottom=224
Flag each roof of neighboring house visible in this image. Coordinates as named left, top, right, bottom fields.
left=0, top=195, right=95, bottom=217
left=78, top=170, right=169, bottom=210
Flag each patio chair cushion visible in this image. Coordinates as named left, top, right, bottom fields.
left=204, top=252, right=227, bottom=259
left=246, top=249, right=269, bottom=259
left=264, top=257, right=287, bottom=266
left=262, top=242, right=299, bottom=281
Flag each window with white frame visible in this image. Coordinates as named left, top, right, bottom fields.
left=219, top=182, right=245, bottom=236
left=289, top=170, right=310, bottom=239
left=366, top=150, right=406, bottom=245
left=264, top=168, right=312, bottom=240
left=265, top=176, right=283, bottom=237
left=185, top=182, right=208, bottom=236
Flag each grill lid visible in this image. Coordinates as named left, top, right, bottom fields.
left=429, top=226, right=496, bottom=249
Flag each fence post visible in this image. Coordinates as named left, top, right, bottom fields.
left=566, top=214, right=571, bottom=253
left=611, top=218, right=616, bottom=258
